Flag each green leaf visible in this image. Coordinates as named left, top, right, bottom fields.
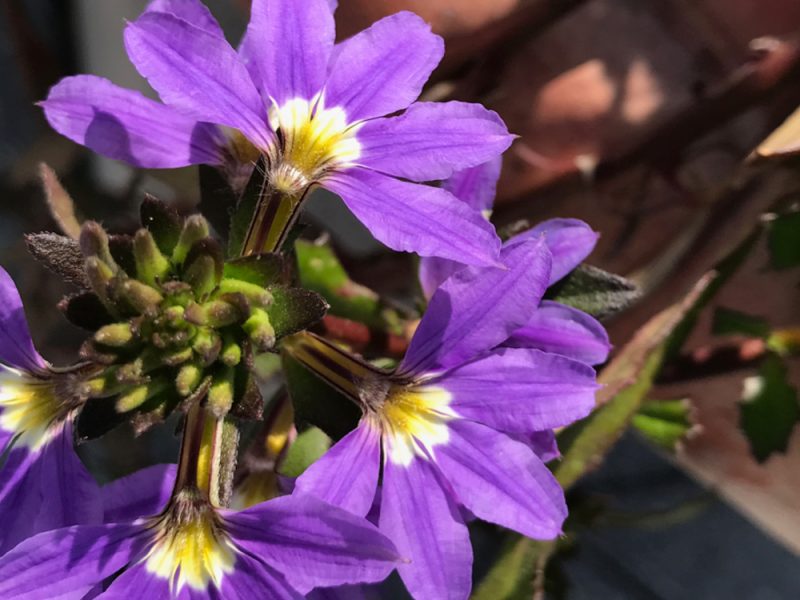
left=282, top=352, right=361, bottom=441
left=739, top=354, right=800, bottom=462
left=768, top=212, right=800, bottom=270
left=223, top=254, right=286, bottom=287
left=228, top=157, right=268, bottom=258
left=544, top=264, right=639, bottom=320
left=279, top=427, right=331, bottom=478
left=472, top=537, right=555, bottom=600
left=632, top=399, right=696, bottom=451
left=295, top=239, right=383, bottom=327
left=712, top=307, right=770, bottom=339
left=267, top=287, right=328, bottom=339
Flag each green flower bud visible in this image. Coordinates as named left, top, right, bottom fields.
left=243, top=308, right=275, bottom=351
left=118, top=279, right=163, bottom=315
left=184, top=254, right=219, bottom=298
left=176, top=362, right=203, bottom=397
left=133, top=229, right=171, bottom=286
left=85, top=256, right=116, bottom=305
left=193, top=327, right=222, bottom=365
left=208, top=366, right=235, bottom=417
left=217, top=278, right=273, bottom=307
left=185, top=299, right=243, bottom=328
left=80, top=221, right=118, bottom=271
left=220, top=337, right=242, bottom=367
left=172, top=215, right=210, bottom=265
left=94, top=323, right=135, bottom=348
left=115, top=377, right=169, bottom=413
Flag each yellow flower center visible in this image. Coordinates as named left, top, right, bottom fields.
left=267, top=96, right=361, bottom=194
left=0, top=368, right=62, bottom=451
left=145, top=497, right=236, bottom=593
left=376, top=384, right=455, bottom=466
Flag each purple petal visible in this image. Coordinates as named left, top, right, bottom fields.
left=221, top=555, right=304, bottom=600
left=443, top=347, right=597, bottom=434
left=0, top=267, right=46, bottom=371
left=0, top=447, right=44, bottom=554
left=402, top=237, right=552, bottom=375
left=435, top=420, right=566, bottom=540
left=444, top=157, right=503, bottom=213
left=507, top=300, right=610, bottom=365
left=324, top=169, right=500, bottom=267
left=324, top=12, right=443, bottom=122
left=418, top=256, right=457, bottom=303
left=144, top=0, right=224, bottom=37
left=242, top=0, right=334, bottom=105
left=358, top=102, right=511, bottom=181
left=0, top=523, right=146, bottom=599
left=516, top=219, right=598, bottom=284
left=526, top=430, right=561, bottom=463
left=102, top=463, right=177, bottom=523
left=225, top=494, right=399, bottom=593
left=308, top=584, right=375, bottom=600
left=41, top=75, right=221, bottom=169
left=124, top=13, right=271, bottom=148
left=99, top=562, right=172, bottom=599
left=34, top=421, right=103, bottom=534
left=379, top=458, right=471, bottom=600
left=294, top=421, right=380, bottom=517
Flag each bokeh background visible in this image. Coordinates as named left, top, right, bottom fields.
left=3, top=1, right=800, bottom=597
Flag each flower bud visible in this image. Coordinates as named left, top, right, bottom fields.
left=115, top=378, right=168, bottom=413
left=118, top=279, right=163, bottom=315
left=208, top=366, right=235, bottom=417
left=133, top=229, right=171, bottom=286
left=243, top=308, right=275, bottom=351
left=220, top=337, right=242, bottom=367
left=176, top=362, right=203, bottom=397
left=80, top=221, right=118, bottom=271
left=93, top=323, right=135, bottom=348
left=184, top=254, right=219, bottom=298
left=172, top=215, right=210, bottom=265
left=193, top=327, right=222, bottom=365
left=218, top=278, right=273, bottom=307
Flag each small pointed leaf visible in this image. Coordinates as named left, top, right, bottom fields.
left=25, top=232, right=89, bottom=288
left=545, top=264, right=639, bottom=320
left=140, top=194, right=182, bottom=255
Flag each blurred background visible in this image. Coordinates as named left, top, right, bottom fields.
left=3, top=1, right=800, bottom=597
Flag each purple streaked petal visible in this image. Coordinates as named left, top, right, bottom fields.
left=528, top=430, right=561, bottom=462
left=443, top=347, right=597, bottom=433
left=324, top=169, right=501, bottom=267
left=243, top=0, right=334, bottom=105
left=324, top=12, right=443, bottom=122
left=124, top=13, right=271, bottom=148
left=99, top=562, right=172, bottom=599
left=0, top=447, right=43, bottom=554
left=402, top=237, right=551, bottom=375
left=34, top=421, right=103, bottom=534
left=358, top=102, right=512, bottom=181
left=379, top=457, right=471, bottom=600
left=444, top=156, right=503, bottom=214
left=225, top=494, right=399, bottom=593
left=0, top=267, right=46, bottom=371
left=221, top=554, right=304, bottom=600
left=516, top=219, right=598, bottom=284
left=308, top=584, right=376, bottom=600
left=507, top=300, right=610, bottom=365
left=102, top=463, right=177, bottom=523
left=294, top=421, right=380, bottom=517
left=436, top=420, right=566, bottom=540
left=418, top=256, right=456, bottom=303
left=41, top=75, right=221, bottom=169
left=0, top=522, right=146, bottom=600
left=144, top=0, right=223, bottom=37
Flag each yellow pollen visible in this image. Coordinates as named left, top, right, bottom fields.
left=0, top=368, right=62, bottom=451
left=145, top=504, right=236, bottom=594
left=268, top=96, right=361, bottom=193
left=377, top=385, right=455, bottom=467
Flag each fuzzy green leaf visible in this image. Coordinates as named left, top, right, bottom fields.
left=544, top=264, right=639, bottom=320
left=267, top=287, right=328, bottom=339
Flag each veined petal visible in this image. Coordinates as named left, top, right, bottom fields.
left=124, top=12, right=272, bottom=148
left=0, top=522, right=146, bottom=600
left=294, top=421, right=380, bottom=517
left=435, top=420, right=566, bottom=540
left=403, top=237, right=551, bottom=375
left=516, top=219, right=598, bottom=284
left=443, top=347, right=597, bottom=434
left=358, top=102, right=512, bottom=181
left=308, top=584, right=375, bottom=600
left=324, top=169, right=501, bottom=267
left=507, top=300, right=610, bottom=365
left=379, top=457, right=471, bottom=600
left=0, top=447, right=44, bottom=555
left=528, top=430, right=561, bottom=462
left=0, top=267, right=46, bottom=371
left=144, top=0, right=224, bottom=37
left=242, top=0, right=334, bottom=105
left=102, top=463, right=177, bottom=523
left=41, top=75, right=221, bottom=168
left=225, top=494, right=399, bottom=594
left=444, top=157, right=503, bottom=214
left=324, top=12, right=444, bottom=122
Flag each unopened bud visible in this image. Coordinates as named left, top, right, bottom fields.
left=185, top=299, right=242, bottom=328
left=184, top=255, right=219, bottom=298
left=208, top=366, right=235, bottom=417
left=218, top=278, right=272, bottom=307
left=220, top=337, right=242, bottom=366
left=133, top=229, right=171, bottom=286
left=193, top=327, right=222, bottom=365
left=176, top=362, right=203, bottom=397
left=80, top=221, right=118, bottom=270
left=161, top=346, right=193, bottom=367
left=243, top=308, right=275, bottom=351
left=172, top=215, right=210, bottom=265
left=94, top=323, right=134, bottom=348
left=115, top=378, right=168, bottom=413
left=85, top=256, right=115, bottom=304
left=119, top=279, right=163, bottom=315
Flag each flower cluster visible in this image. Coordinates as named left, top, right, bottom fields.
left=0, top=0, right=607, bottom=599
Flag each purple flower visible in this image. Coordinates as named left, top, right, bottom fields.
left=0, top=267, right=102, bottom=554
left=288, top=236, right=600, bottom=599
left=41, top=0, right=512, bottom=266
left=420, top=158, right=611, bottom=367
left=0, top=465, right=400, bottom=599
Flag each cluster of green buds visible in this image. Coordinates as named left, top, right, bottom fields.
left=49, top=197, right=327, bottom=437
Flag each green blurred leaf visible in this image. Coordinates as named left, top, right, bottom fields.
left=279, top=427, right=331, bottom=478
left=228, top=157, right=268, bottom=258
left=472, top=537, right=555, bottom=600
left=768, top=212, right=800, bottom=270
left=281, top=352, right=361, bottom=440
left=267, top=287, right=328, bottom=339
left=712, top=307, right=770, bottom=339
left=632, top=399, right=696, bottom=451
left=739, top=354, right=800, bottom=462
left=544, top=265, right=639, bottom=320
left=295, top=239, right=383, bottom=326
left=224, top=254, right=286, bottom=287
